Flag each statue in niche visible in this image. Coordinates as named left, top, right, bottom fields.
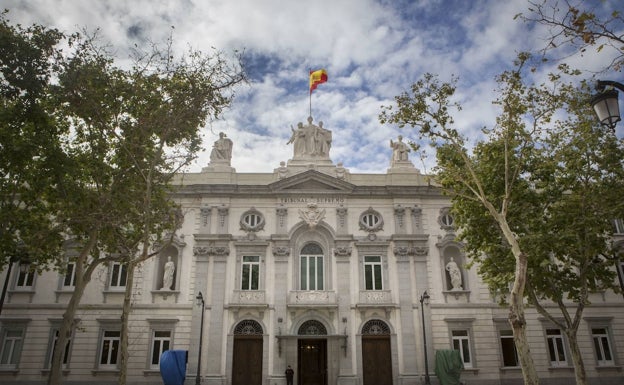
left=209, top=132, right=233, bottom=164
left=390, top=135, right=410, bottom=163
left=161, top=256, right=175, bottom=290
left=287, top=116, right=332, bottom=158
left=445, top=257, right=463, bottom=290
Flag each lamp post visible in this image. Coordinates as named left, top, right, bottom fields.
left=195, top=291, right=205, bottom=385
left=591, top=80, right=624, bottom=131
left=419, top=290, right=431, bottom=385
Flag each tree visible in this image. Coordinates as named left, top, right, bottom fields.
left=112, top=39, right=244, bottom=385
left=381, top=52, right=624, bottom=384
left=451, top=73, right=624, bottom=385
left=0, top=13, right=65, bottom=285
left=519, top=0, right=624, bottom=72
left=16, top=27, right=245, bottom=385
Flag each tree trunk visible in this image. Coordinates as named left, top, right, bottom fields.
left=496, top=215, right=540, bottom=385
left=118, top=262, right=136, bottom=385
left=567, top=329, right=588, bottom=385
left=48, top=247, right=97, bottom=384
left=48, top=233, right=100, bottom=385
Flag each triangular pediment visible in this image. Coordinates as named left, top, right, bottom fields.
left=269, top=170, right=355, bottom=193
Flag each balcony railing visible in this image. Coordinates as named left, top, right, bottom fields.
left=358, top=290, right=393, bottom=305
left=231, top=290, right=266, bottom=305
left=288, top=291, right=337, bottom=306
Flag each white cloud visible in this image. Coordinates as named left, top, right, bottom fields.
left=4, top=0, right=614, bottom=174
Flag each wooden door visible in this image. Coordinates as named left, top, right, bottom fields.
left=232, top=336, right=263, bottom=385
left=362, top=335, right=392, bottom=385
left=298, top=339, right=327, bottom=385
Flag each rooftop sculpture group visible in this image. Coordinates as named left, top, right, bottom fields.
left=287, top=116, right=332, bottom=159
left=206, top=119, right=414, bottom=173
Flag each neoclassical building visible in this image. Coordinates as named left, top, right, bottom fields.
left=1, top=116, right=623, bottom=385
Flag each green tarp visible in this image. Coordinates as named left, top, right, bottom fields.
left=434, top=349, right=464, bottom=385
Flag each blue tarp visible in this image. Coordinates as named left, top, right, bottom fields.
left=160, top=350, right=187, bottom=385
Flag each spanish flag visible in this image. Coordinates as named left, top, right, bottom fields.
left=309, top=69, right=328, bottom=93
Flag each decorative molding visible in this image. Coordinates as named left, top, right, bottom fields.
left=359, top=207, right=383, bottom=233
left=394, top=204, right=406, bottom=228
left=273, top=246, right=290, bottom=257
left=240, top=207, right=266, bottom=232
left=334, top=247, right=352, bottom=257
left=193, top=246, right=230, bottom=256
left=299, top=203, right=326, bottom=229
left=200, top=207, right=211, bottom=227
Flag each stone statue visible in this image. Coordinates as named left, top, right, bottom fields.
left=277, top=161, right=288, bottom=179
left=445, top=257, right=462, bottom=290
left=287, top=122, right=306, bottom=155
left=316, top=121, right=332, bottom=155
left=287, top=117, right=332, bottom=159
left=335, top=162, right=345, bottom=180
left=390, top=135, right=410, bottom=163
left=210, top=132, right=233, bottom=163
left=161, top=256, right=175, bottom=290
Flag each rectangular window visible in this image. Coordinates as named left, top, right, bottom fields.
left=47, top=329, right=71, bottom=368
left=150, top=330, right=171, bottom=367
left=364, top=256, right=383, bottom=290
left=499, top=330, right=519, bottom=367
left=241, top=256, right=260, bottom=290
left=592, top=327, right=614, bottom=366
left=546, top=329, right=567, bottom=367
left=0, top=327, right=25, bottom=367
left=99, top=330, right=120, bottom=367
left=15, top=264, right=34, bottom=288
left=109, top=262, right=128, bottom=288
left=63, top=262, right=76, bottom=288
left=452, top=330, right=472, bottom=368
left=300, top=255, right=323, bottom=290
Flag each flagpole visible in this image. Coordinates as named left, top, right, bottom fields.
left=308, top=68, right=312, bottom=118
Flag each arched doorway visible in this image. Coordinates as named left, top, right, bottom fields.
left=361, top=319, right=392, bottom=385
left=232, top=320, right=263, bottom=385
left=298, top=320, right=327, bottom=385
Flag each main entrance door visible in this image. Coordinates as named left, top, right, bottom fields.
left=361, top=320, right=392, bottom=385
left=232, top=320, right=263, bottom=385
left=298, top=339, right=327, bottom=385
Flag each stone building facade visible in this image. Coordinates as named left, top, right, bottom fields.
left=0, top=117, right=623, bottom=385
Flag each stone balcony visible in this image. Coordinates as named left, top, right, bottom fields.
left=288, top=290, right=338, bottom=308
left=230, top=290, right=267, bottom=306
left=358, top=290, right=393, bottom=305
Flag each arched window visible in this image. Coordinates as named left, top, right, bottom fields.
left=362, top=319, right=391, bottom=335
left=300, top=243, right=324, bottom=290
left=298, top=320, right=327, bottom=335
left=234, top=320, right=263, bottom=335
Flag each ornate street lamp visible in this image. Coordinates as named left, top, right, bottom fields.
left=195, top=291, right=205, bottom=385
left=419, top=290, right=431, bottom=385
left=591, top=80, right=624, bottom=131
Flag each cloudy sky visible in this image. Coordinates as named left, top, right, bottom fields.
left=4, top=0, right=619, bottom=174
